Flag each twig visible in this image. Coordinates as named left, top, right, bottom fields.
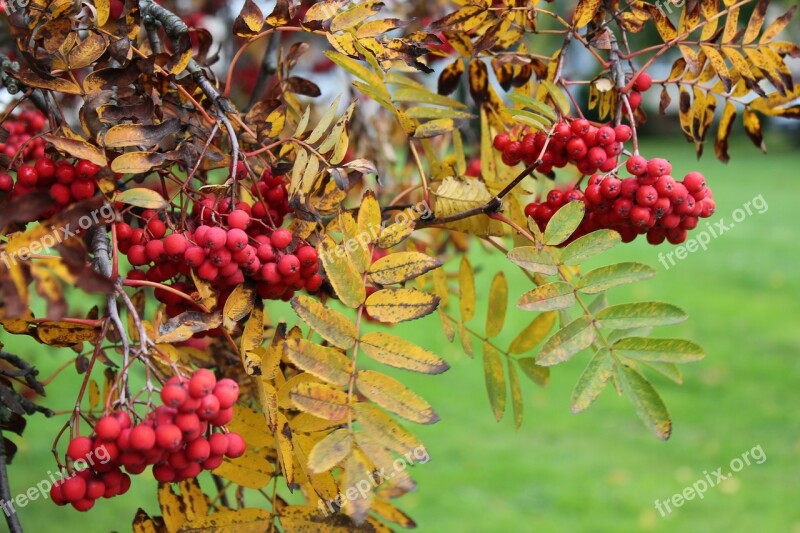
left=0, top=430, right=22, bottom=533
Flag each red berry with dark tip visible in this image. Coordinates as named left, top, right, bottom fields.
left=225, top=433, right=246, bottom=458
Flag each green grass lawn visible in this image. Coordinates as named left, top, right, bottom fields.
left=3, top=135, right=799, bottom=532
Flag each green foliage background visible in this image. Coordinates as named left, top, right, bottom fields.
left=3, top=134, right=799, bottom=532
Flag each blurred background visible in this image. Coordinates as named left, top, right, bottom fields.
left=2, top=0, right=800, bottom=531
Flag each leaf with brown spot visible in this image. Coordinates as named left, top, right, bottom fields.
left=364, top=288, right=439, bottom=323
left=103, top=120, right=181, bottom=149
left=114, top=188, right=168, bottom=210
left=289, top=382, right=350, bottom=421
left=352, top=403, right=424, bottom=456
left=13, top=71, right=83, bottom=95
left=156, top=312, right=222, bottom=343
left=359, top=332, right=450, bottom=374
left=428, top=5, right=488, bottom=33
left=368, top=252, right=441, bottom=285
left=356, top=370, right=439, bottom=424
left=44, top=135, right=107, bottom=167
left=308, top=428, right=352, bottom=473
left=573, top=0, right=602, bottom=28
left=36, top=321, right=98, bottom=346
left=222, top=283, right=255, bottom=332
left=233, top=0, right=265, bottom=36
left=715, top=101, right=737, bottom=162
left=742, top=108, right=765, bottom=151
left=319, top=235, right=365, bottom=309
left=111, top=151, right=168, bottom=174
left=284, top=338, right=353, bottom=387
left=266, top=0, right=292, bottom=27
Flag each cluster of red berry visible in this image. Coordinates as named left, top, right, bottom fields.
left=493, top=119, right=632, bottom=176
left=0, top=109, right=46, bottom=160
left=118, top=166, right=322, bottom=317
left=0, top=157, right=101, bottom=220
left=52, top=370, right=245, bottom=512
left=525, top=157, right=715, bottom=245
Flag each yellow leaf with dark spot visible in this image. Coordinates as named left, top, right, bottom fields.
left=359, top=332, right=449, bottom=374
left=284, top=338, right=353, bottom=386
left=352, top=403, right=424, bottom=455
left=44, top=135, right=107, bottom=167
left=508, top=312, right=557, bottom=354
left=319, top=236, right=366, bottom=309
left=289, top=382, right=350, bottom=420
left=222, top=283, right=255, bottom=332
left=290, top=294, right=357, bottom=350
left=573, top=0, right=602, bottom=28
left=180, top=508, right=272, bottom=532
left=36, top=322, right=98, bottom=345
left=308, top=428, right=352, bottom=473
left=357, top=370, right=439, bottom=424
left=365, top=288, right=439, bottom=323
left=483, top=341, right=506, bottom=421
left=459, top=256, right=475, bottom=322
left=111, top=151, right=168, bottom=174
left=212, top=449, right=275, bottom=489
left=368, top=252, right=441, bottom=285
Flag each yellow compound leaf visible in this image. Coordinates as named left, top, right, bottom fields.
left=319, top=235, right=366, bottom=309
left=308, top=428, right=352, bottom=474
left=508, top=312, right=557, bottom=354
left=158, top=483, right=189, bottom=533
left=36, top=321, right=98, bottom=346
left=368, top=252, right=441, bottom=285
left=181, top=508, right=272, bottom=532
left=483, top=341, right=506, bottom=421
left=356, top=370, right=440, bottom=424
left=364, top=288, right=439, bottom=323
left=352, top=403, right=424, bottom=456
left=485, top=272, right=507, bottom=338
left=290, top=294, right=357, bottom=350
left=44, top=135, right=107, bottom=167
left=222, top=283, right=255, bottom=332
left=289, top=382, right=350, bottom=421
left=341, top=448, right=374, bottom=524
left=212, top=449, right=275, bottom=489
left=459, top=256, right=476, bottom=322
left=359, top=332, right=449, bottom=374
left=377, top=220, right=415, bottom=249
left=284, top=338, right=353, bottom=387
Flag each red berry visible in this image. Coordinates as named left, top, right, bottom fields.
left=700, top=198, right=716, bottom=218
left=161, top=384, right=187, bottom=408
left=34, top=158, right=56, bottom=182
left=51, top=482, right=67, bottom=506
left=189, top=369, right=217, bottom=398
left=586, top=146, right=608, bottom=167
left=554, top=122, right=572, bottom=143
left=62, top=476, right=87, bottom=502
left=613, top=198, right=633, bottom=218
left=155, top=424, right=183, bottom=451
left=305, top=274, right=323, bottom=292
left=670, top=182, right=689, bottom=205
left=585, top=184, right=603, bottom=204
left=145, top=239, right=166, bottom=263
left=86, top=477, right=105, bottom=500
left=56, top=163, right=76, bottom=184
left=493, top=133, right=511, bottom=151
left=72, top=498, right=95, bottom=512
left=628, top=91, right=642, bottom=109
left=646, top=158, right=671, bottom=178
left=666, top=227, right=687, bottom=244
left=208, top=433, right=229, bottom=456
left=162, top=233, right=186, bottom=257
left=50, top=183, right=71, bottom=205
left=655, top=175, right=676, bottom=197
left=70, top=179, right=95, bottom=200
left=67, top=436, right=93, bottom=461
left=571, top=119, right=591, bottom=136
left=226, top=228, right=249, bottom=251
left=205, top=227, right=227, bottom=250
left=270, top=228, right=293, bottom=250
left=184, top=245, right=206, bottom=267
left=153, top=464, right=176, bottom=483
left=546, top=189, right=564, bottom=207
left=209, top=407, right=234, bottom=427
left=278, top=254, right=301, bottom=277
left=636, top=185, right=658, bottom=207
left=626, top=155, right=648, bottom=175
left=653, top=197, right=672, bottom=218
left=614, top=125, right=632, bottom=143
left=129, top=425, right=156, bottom=451
left=647, top=228, right=666, bottom=245
left=296, top=245, right=318, bottom=267
left=597, top=126, right=616, bottom=145
left=0, top=173, right=12, bottom=192
left=187, top=437, right=211, bottom=462
left=198, top=394, right=221, bottom=420
left=76, top=160, right=100, bottom=180
left=600, top=178, right=621, bottom=199
left=227, top=209, right=250, bottom=230
left=225, top=433, right=246, bottom=458
left=683, top=171, right=706, bottom=193
left=633, top=72, right=652, bottom=92
left=175, top=412, right=201, bottom=435
left=95, top=416, right=122, bottom=441
left=202, top=454, right=224, bottom=470
left=565, top=137, right=587, bottom=160
left=17, top=164, right=38, bottom=187
left=630, top=206, right=651, bottom=227
left=197, top=261, right=219, bottom=281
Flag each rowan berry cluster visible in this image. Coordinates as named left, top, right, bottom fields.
left=0, top=157, right=101, bottom=220
left=0, top=109, right=46, bottom=160
left=493, top=119, right=632, bottom=176
left=52, top=370, right=245, bottom=512
left=117, top=166, right=322, bottom=322
left=525, top=158, right=715, bottom=245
